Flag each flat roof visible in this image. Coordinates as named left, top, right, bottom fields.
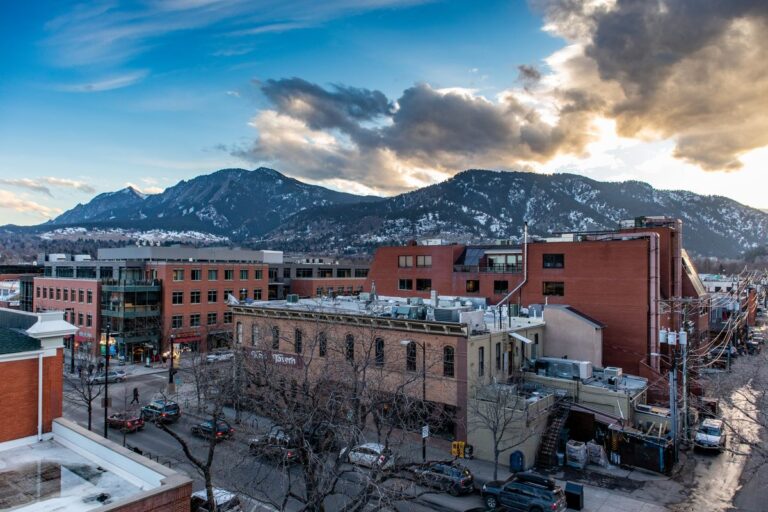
left=0, top=439, right=142, bottom=511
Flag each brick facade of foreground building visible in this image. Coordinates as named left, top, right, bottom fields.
left=365, top=217, right=709, bottom=376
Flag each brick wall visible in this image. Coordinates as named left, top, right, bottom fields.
left=34, top=277, right=101, bottom=355
left=106, top=480, right=192, bottom=512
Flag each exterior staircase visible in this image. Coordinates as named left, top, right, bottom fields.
left=536, top=402, right=571, bottom=468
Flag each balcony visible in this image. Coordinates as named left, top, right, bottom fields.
left=453, top=264, right=523, bottom=274
left=101, top=279, right=161, bottom=292
left=102, top=304, right=161, bottom=318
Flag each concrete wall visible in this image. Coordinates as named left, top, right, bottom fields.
left=542, top=306, right=603, bottom=366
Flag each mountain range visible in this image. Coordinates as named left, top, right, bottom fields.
left=9, top=167, right=768, bottom=258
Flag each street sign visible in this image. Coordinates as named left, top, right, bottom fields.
left=421, top=425, right=429, bottom=439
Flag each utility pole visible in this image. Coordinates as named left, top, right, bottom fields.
left=670, top=347, right=678, bottom=463
left=680, top=321, right=688, bottom=443
left=103, top=323, right=111, bottom=439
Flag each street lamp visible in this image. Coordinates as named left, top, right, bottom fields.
left=401, top=339, right=427, bottom=462
left=167, top=334, right=176, bottom=394
left=103, top=323, right=112, bottom=439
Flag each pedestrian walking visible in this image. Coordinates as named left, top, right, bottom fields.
left=130, top=387, right=140, bottom=405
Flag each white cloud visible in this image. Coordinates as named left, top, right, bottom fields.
left=54, top=70, right=149, bottom=93
left=0, top=190, right=61, bottom=219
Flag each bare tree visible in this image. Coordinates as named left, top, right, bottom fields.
left=63, top=355, right=104, bottom=431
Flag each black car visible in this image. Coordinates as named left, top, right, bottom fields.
left=482, top=472, right=566, bottom=511
left=140, top=400, right=181, bottom=423
left=191, top=420, right=235, bottom=441
left=249, top=426, right=300, bottom=464
left=411, top=462, right=474, bottom=496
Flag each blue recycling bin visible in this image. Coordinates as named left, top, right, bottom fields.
left=509, top=450, right=525, bottom=472
left=565, top=482, right=584, bottom=510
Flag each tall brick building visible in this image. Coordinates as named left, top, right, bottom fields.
left=365, top=217, right=708, bottom=376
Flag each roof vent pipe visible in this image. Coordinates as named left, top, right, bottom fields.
left=496, top=222, right=528, bottom=307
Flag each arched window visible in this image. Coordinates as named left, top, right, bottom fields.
left=318, top=332, right=327, bottom=357
left=375, top=338, right=385, bottom=367
left=443, top=346, right=455, bottom=377
left=271, top=326, right=280, bottom=350
left=406, top=342, right=417, bottom=372
left=295, top=329, right=303, bottom=354
left=345, top=334, right=355, bottom=361
left=251, top=324, right=260, bottom=346
left=236, top=322, right=243, bottom=344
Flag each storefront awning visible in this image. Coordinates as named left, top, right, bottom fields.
left=510, top=332, right=532, bottom=344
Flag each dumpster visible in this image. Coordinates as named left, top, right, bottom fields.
left=565, top=482, right=584, bottom=510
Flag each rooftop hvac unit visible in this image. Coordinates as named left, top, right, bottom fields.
left=603, top=367, right=623, bottom=380
left=286, top=294, right=299, bottom=304
left=575, top=361, right=593, bottom=380
left=408, top=297, right=424, bottom=305
left=434, top=308, right=461, bottom=323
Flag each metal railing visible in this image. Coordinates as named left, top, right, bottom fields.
left=453, top=264, right=523, bottom=273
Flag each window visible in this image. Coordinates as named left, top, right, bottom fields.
left=207, top=312, right=217, bottom=325
left=190, top=290, right=201, bottom=304
left=375, top=338, right=385, bottom=367
left=283, top=268, right=291, bottom=278
left=296, top=268, right=314, bottom=278
left=319, top=332, right=327, bottom=357
left=63, top=288, right=69, bottom=301
left=336, top=268, right=351, bottom=278
left=78, top=313, right=84, bottom=325
left=345, top=334, right=354, bottom=361
left=78, top=289, right=84, bottom=302
left=466, top=280, right=480, bottom=293
left=251, top=325, right=260, bottom=346
left=398, top=279, right=413, bottom=290
left=543, top=254, right=565, bottom=269
left=269, top=268, right=277, bottom=280
left=478, top=346, right=485, bottom=377
left=239, top=288, right=248, bottom=301
left=317, top=287, right=324, bottom=296
left=173, top=269, right=184, bottom=281
left=236, top=322, right=243, bottom=344
left=86, top=290, right=92, bottom=304
left=190, top=314, right=201, bottom=327
left=416, top=255, right=432, bottom=267
left=171, top=315, right=183, bottom=328
left=36, top=287, right=40, bottom=298
left=172, top=291, right=183, bottom=305
left=495, top=342, right=501, bottom=371
left=191, top=269, right=201, bottom=281
left=55, top=288, right=61, bottom=300
left=398, top=255, right=414, bottom=268
left=42, top=287, right=47, bottom=299
left=354, top=268, right=369, bottom=278
left=49, top=288, right=54, bottom=300
left=86, top=314, right=92, bottom=327
left=223, top=311, right=233, bottom=323
left=207, top=290, right=218, bottom=303
left=443, top=346, right=455, bottom=377
left=224, top=289, right=233, bottom=301
left=224, top=269, right=234, bottom=281
left=254, top=269, right=263, bottom=280
left=272, top=327, right=280, bottom=350
left=240, top=269, right=249, bottom=280
left=493, top=280, right=508, bottom=294
left=208, top=269, right=218, bottom=281
left=416, top=278, right=432, bottom=291
left=295, top=329, right=303, bottom=353
left=543, top=281, right=565, bottom=296
left=406, top=342, right=417, bottom=372
left=253, top=289, right=262, bottom=300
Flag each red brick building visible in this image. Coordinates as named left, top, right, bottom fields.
left=365, top=217, right=708, bottom=376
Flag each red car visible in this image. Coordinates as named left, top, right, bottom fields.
left=107, top=412, right=145, bottom=433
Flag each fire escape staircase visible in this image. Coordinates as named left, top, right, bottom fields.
left=536, top=402, right=571, bottom=468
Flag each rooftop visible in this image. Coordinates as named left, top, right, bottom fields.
left=0, top=327, right=40, bottom=355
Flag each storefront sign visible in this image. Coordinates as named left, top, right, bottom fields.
left=249, top=350, right=303, bottom=368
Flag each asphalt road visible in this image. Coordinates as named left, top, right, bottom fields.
left=62, top=371, right=485, bottom=512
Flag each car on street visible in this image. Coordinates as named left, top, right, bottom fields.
left=89, top=370, right=127, bottom=384
left=140, top=400, right=181, bottom=423
left=191, top=419, right=235, bottom=441
left=694, top=418, right=727, bottom=452
left=482, top=471, right=567, bottom=511
left=206, top=350, right=234, bottom=363
left=191, top=488, right=244, bottom=512
left=107, top=412, right=144, bottom=433
left=339, top=442, right=395, bottom=470
left=249, top=426, right=300, bottom=464
left=410, top=461, right=475, bottom=496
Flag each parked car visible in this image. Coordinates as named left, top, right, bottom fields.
left=206, top=350, right=234, bottom=363
left=249, top=426, right=300, bottom=464
left=191, top=420, right=235, bottom=441
left=694, top=418, right=727, bottom=452
left=191, top=488, right=244, bottom=512
left=89, top=370, right=127, bottom=384
left=140, top=400, right=181, bottom=423
left=482, top=472, right=567, bottom=511
left=410, top=462, right=474, bottom=496
left=339, top=443, right=395, bottom=469
left=107, top=412, right=144, bottom=433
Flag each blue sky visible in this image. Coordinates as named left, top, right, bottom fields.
left=1, top=0, right=766, bottom=224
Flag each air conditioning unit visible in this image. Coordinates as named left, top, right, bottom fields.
left=603, top=367, right=623, bottom=380
left=574, top=361, right=593, bottom=380
left=286, top=294, right=299, bottom=304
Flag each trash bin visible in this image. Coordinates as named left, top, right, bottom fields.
left=463, top=444, right=474, bottom=460
left=565, top=482, right=584, bottom=510
left=509, top=450, right=525, bottom=472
